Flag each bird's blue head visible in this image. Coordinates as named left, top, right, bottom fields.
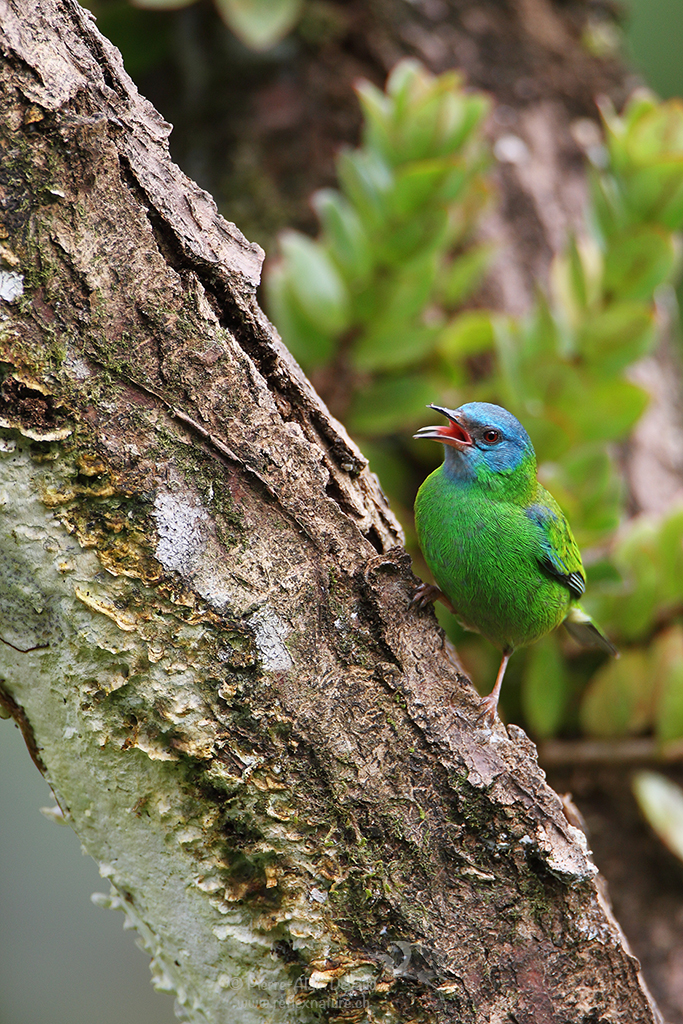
left=414, top=402, right=536, bottom=489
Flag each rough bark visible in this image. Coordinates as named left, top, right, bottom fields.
left=0, top=2, right=664, bottom=1022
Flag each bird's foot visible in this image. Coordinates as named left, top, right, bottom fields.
left=410, top=583, right=455, bottom=614
left=476, top=692, right=500, bottom=726
left=410, top=583, right=441, bottom=609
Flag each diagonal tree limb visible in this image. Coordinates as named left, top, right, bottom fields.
left=0, top=2, right=663, bottom=1021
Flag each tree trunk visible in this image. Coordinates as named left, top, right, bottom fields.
left=0, top=2, right=664, bottom=1021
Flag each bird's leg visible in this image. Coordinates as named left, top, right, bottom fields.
left=477, top=651, right=511, bottom=724
left=410, top=582, right=455, bottom=615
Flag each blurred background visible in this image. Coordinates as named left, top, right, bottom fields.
left=3, top=1, right=683, bottom=1022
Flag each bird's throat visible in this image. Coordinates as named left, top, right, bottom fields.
left=442, top=445, right=537, bottom=502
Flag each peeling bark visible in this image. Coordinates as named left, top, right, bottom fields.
left=0, top=2, right=665, bottom=1022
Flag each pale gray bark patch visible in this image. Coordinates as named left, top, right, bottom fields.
left=153, top=490, right=210, bottom=575
left=247, top=605, right=293, bottom=671
left=0, top=270, right=23, bottom=301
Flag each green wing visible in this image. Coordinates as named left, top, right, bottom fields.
left=525, top=486, right=586, bottom=599
left=526, top=487, right=618, bottom=656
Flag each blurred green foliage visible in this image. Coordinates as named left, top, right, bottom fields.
left=266, top=60, right=493, bottom=501
left=266, top=62, right=683, bottom=744
left=129, top=0, right=303, bottom=50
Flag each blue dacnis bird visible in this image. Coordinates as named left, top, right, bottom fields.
left=413, top=402, right=617, bottom=721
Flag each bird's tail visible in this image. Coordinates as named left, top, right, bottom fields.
left=564, top=606, right=618, bottom=657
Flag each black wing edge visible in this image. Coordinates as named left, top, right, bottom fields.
left=540, top=557, right=586, bottom=600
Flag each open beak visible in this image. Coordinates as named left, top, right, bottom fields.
left=413, top=404, right=473, bottom=450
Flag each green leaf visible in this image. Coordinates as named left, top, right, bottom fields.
left=440, top=92, right=490, bottom=157
left=346, top=374, right=436, bottom=435
left=656, top=505, right=683, bottom=605
left=633, top=771, right=683, bottom=863
left=435, top=162, right=471, bottom=203
left=384, top=69, right=484, bottom=165
left=603, top=227, right=675, bottom=300
left=385, top=58, right=425, bottom=105
left=624, top=162, right=683, bottom=229
left=625, top=99, right=683, bottom=163
left=440, top=244, right=492, bottom=306
left=652, top=627, right=683, bottom=745
left=580, top=651, right=653, bottom=737
left=600, top=108, right=629, bottom=177
left=521, top=636, right=569, bottom=738
left=337, top=149, right=392, bottom=228
left=399, top=75, right=486, bottom=162
left=214, top=0, right=303, bottom=50
left=588, top=168, right=627, bottom=243
left=438, top=310, right=495, bottom=359
left=620, top=91, right=660, bottom=137
left=390, top=159, right=451, bottom=218
left=376, top=207, right=450, bottom=266
left=522, top=293, right=562, bottom=360
left=568, top=235, right=588, bottom=309
left=279, top=231, right=350, bottom=335
left=392, top=89, right=448, bottom=164
left=313, top=190, right=372, bottom=283
left=493, top=316, right=527, bottom=410
left=577, top=301, right=655, bottom=372
left=353, top=322, right=439, bottom=373
left=356, top=80, right=394, bottom=162
left=264, top=263, right=337, bottom=368
left=557, top=376, right=649, bottom=443
left=551, top=237, right=605, bottom=332
left=352, top=252, right=439, bottom=370
left=610, top=517, right=661, bottom=640
left=524, top=415, right=572, bottom=464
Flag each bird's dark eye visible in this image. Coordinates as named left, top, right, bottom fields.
left=483, top=429, right=500, bottom=444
